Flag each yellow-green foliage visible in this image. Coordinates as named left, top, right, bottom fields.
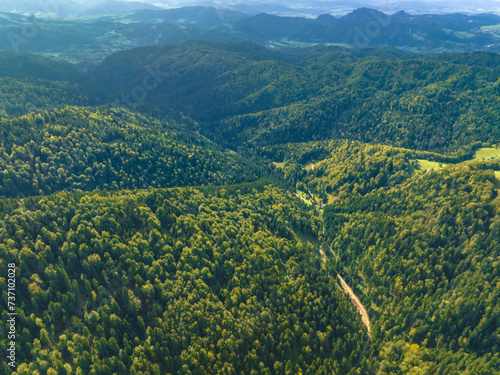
left=0, top=106, right=260, bottom=197
left=304, top=142, right=416, bottom=198
left=0, top=183, right=365, bottom=375
left=324, top=165, right=500, bottom=373
left=0, top=77, right=90, bottom=118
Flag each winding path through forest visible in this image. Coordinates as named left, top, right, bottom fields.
left=319, top=245, right=372, bottom=364
left=336, top=274, right=372, bottom=340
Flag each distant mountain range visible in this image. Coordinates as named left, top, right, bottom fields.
left=235, top=8, right=500, bottom=51
left=2, top=5, right=500, bottom=63
left=3, top=0, right=500, bottom=18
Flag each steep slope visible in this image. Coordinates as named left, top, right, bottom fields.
left=421, top=51, right=500, bottom=70
left=0, top=182, right=367, bottom=374
left=214, top=58, right=500, bottom=154
left=0, top=106, right=261, bottom=198
left=260, top=138, right=500, bottom=372
left=0, top=77, right=92, bottom=118
left=0, top=52, right=94, bottom=118
left=0, top=52, right=79, bottom=81
left=322, top=163, right=500, bottom=374
left=1, top=26, right=500, bottom=375
left=85, top=42, right=500, bottom=155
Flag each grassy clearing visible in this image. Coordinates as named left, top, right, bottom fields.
left=294, top=229, right=320, bottom=247
left=296, top=190, right=326, bottom=206
left=414, top=148, right=499, bottom=175
left=416, top=159, right=447, bottom=173
left=273, top=162, right=285, bottom=169
left=474, top=147, right=500, bottom=161
left=495, top=171, right=500, bottom=181
left=480, top=24, right=500, bottom=35
left=454, top=31, right=475, bottom=39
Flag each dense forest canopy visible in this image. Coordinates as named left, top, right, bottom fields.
left=84, top=42, right=500, bottom=155
left=323, top=164, right=500, bottom=374
left=0, top=78, right=91, bottom=118
left=0, top=183, right=369, bottom=375
left=0, top=106, right=262, bottom=198
left=0, top=27, right=499, bottom=375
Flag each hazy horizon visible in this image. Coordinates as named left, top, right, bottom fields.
left=3, top=0, right=500, bottom=17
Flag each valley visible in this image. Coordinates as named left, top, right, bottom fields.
left=0, top=5, right=499, bottom=374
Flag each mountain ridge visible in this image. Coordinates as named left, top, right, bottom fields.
left=2, top=6, right=500, bottom=63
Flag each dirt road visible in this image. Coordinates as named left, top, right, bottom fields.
left=336, top=274, right=372, bottom=340
left=319, top=245, right=372, bottom=339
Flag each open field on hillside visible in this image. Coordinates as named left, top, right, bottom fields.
left=474, top=147, right=500, bottom=160
left=416, top=159, right=447, bottom=172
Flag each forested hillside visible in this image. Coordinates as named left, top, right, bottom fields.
left=0, top=183, right=368, bottom=375
left=0, top=78, right=91, bottom=118
left=0, top=37, right=499, bottom=375
left=257, top=139, right=500, bottom=373
left=86, top=41, right=500, bottom=155
left=0, top=52, right=79, bottom=81
left=0, top=106, right=261, bottom=197
left=323, top=164, right=500, bottom=374
left=0, top=52, right=93, bottom=117
left=2, top=7, right=500, bottom=62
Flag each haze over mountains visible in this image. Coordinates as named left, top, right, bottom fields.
left=3, top=4, right=500, bottom=64
left=2, top=0, right=500, bottom=17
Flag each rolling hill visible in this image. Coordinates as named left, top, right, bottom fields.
left=0, top=26, right=499, bottom=375
left=84, top=41, right=500, bottom=156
